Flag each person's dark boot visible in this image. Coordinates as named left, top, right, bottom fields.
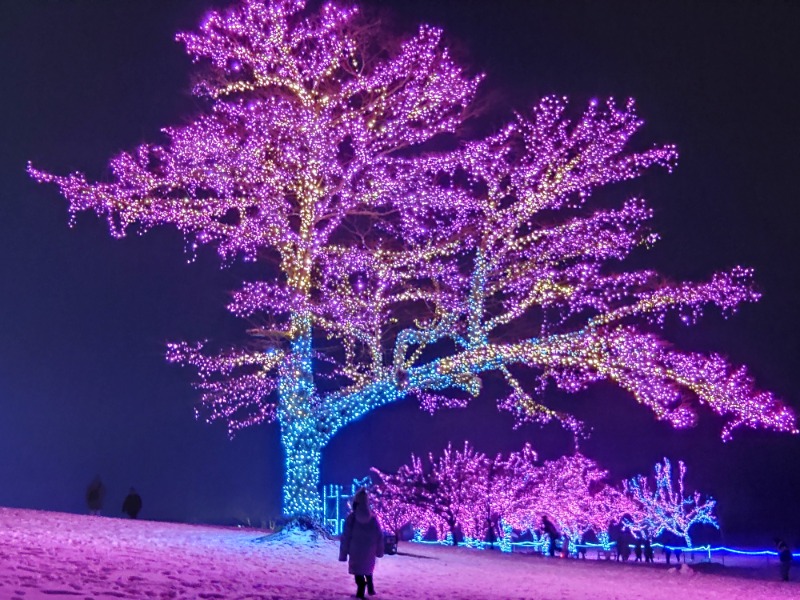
left=366, top=575, right=376, bottom=596
left=355, top=575, right=366, bottom=598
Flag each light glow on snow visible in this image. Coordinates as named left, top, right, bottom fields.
left=0, top=508, right=795, bottom=599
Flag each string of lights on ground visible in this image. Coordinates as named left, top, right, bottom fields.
left=410, top=538, right=800, bottom=559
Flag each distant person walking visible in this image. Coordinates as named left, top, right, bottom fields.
left=339, top=488, right=383, bottom=598
left=663, top=545, right=672, bottom=565
left=542, top=516, right=561, bottom=558
left=634, top=538, right=643, bottom=562
left=776, top=538, right=792, bottom=582
left=618, top=537, right=631, bottom=562
left=122, top=488, right=142, bottom=519
left=86, top=476, right=105, bottom=515
left=644, top=538, right=654, bottom=563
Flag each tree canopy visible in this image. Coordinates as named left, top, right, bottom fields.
left=29, top=0, right=797, bottom=516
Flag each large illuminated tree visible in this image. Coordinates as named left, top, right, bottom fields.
left=29, top=0, right=796, bottom=518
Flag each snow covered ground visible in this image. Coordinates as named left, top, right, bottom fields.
left=0, top=507, right=796, bottom=599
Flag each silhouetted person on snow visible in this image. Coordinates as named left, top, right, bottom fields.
left=339, top=488, right=383, bottom=598
left=122, top=487, right=142, bottom=519
left=617, top=534, right=631, bottom=562
left=776, top=538, right=792, bottom=581
left=86, top=476, right=105, bottom=515
left=663, top=545, right=672, bottom=565
left=634, top=538, right=643, bottom=562
left=644, top=538, right=654, bottom=563
left=542, top=516, right=560, bottom=557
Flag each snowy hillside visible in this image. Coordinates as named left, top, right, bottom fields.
left=0, top=507, right=796, bottom=599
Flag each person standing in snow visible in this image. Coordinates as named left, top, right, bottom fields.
left=541, top=516, right=560, bottom=557
left=339, top=488, right=384, bottom=598
left=617, top=535, right=631, bottom=562
left=643, top=538, right=654, bottom=563
left=122, top=487, right=143, bottom=519
left=86, top=476, right=105, bottom=515
left=633, top=538, right=643, bottom=562
left=776, top=538, right=792, bottom=581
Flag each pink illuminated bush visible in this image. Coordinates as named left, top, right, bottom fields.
left=372, top=444, right=631, bottom=549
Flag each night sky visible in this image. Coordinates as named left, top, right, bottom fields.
left=1, top=1, right=798, bottom=543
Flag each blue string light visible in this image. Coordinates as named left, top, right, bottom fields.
left=409, top=538, right=800, bottom=558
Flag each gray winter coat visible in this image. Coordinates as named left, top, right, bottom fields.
left=339, top=492, right=384, bottom=575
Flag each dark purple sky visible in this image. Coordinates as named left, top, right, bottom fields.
left=1, top=0, right=798, bottom=542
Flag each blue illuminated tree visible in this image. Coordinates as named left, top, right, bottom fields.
left=622, top=458, right=718, bottom=548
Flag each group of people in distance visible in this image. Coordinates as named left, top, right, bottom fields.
left=632, top=537, right=657, bottom=563
left=542, top=516, right=664, bottom=563
left=86, top=476, right=142, bottom=519
left=537, top=516, right=793, bottom=583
